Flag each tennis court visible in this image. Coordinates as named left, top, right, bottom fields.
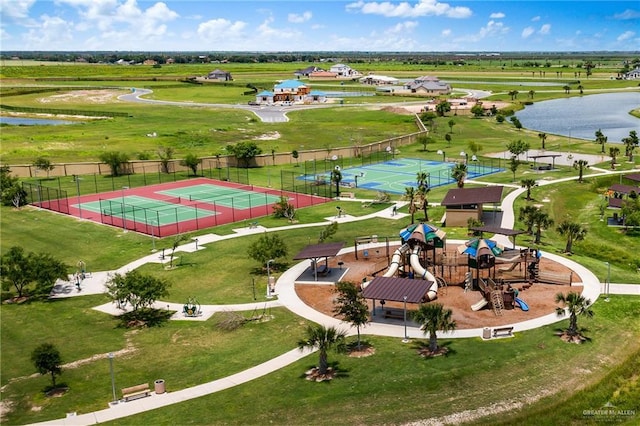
left=63, top=178, right=326, bottom=237
left=301, top=158, right=503, bottom=194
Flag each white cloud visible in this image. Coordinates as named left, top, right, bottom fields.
left=197, top=18, right=247, bottom=41
left=454, top=19, right=509, bottom=43
left=613, top=9, right=640, bottom=20
left=490, top=12, right=505, bottom=19
left=385, top=20, right=418, bottom=34
left=288, top=11, right=312, bottom=23
left=346, top=0, right=472, bottom=19
left=539, top=24, right=551, bottom=35
left=0, top=0, right=36, bottom=20
left=522, top=26, right=535, bottom=38
left=441, top=28, right=451, bottom=37
left=531, top=15, right=540, bottom=22
left=22, top=14, right=75, bottom=49
left=617, top=30, right=635, bottom=41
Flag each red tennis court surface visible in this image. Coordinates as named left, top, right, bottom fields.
left=59, top=178, right=328, bottom=237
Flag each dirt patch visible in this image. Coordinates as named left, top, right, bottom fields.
left=253, top=131, right=281, bottom=141
left=38, top=89, right=123, bottom=105
left=296, top=244, right=579, bottom=329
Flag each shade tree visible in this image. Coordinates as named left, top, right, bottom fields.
left=31, top=343, right=63, bottom=389
left=0, top=246, right=68, bottom=298
left=106, top=270, right=171, bottom=312
left=333, top=281, right=369, bottom=350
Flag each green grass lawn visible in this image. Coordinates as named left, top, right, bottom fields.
left=2, top=64, right=640, bottom=424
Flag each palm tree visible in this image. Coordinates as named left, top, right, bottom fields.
left=331, top=167, right=342, bottom=198
left=451, top=162, right=467, bottom=188
left=556, top=220, right=587, bottom=253
left=594, top=129, right=607, bottom=154
left=416, top=172, right=430, bottom=221
left=297, top=324, right=347, bottom=377
left=519, top=205, right=539, bottom=234
left=555, top=292, right=594, bottom=338
left=403, top=186, right=417, bottom=224
left=412, top=303, right=457, bottom=353
left=609, top=146, right=620, bottom=170
left=622, top=130, right=639, bottom=162
left=532, top=209, right=553, bottom=244
left=573, top=159, right=589, bottom=183
left=538, top=132, right=547, bottom=150
left=520, top=178, right=537, bottom=201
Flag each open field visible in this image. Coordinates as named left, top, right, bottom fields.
left=1, top=60, right=639, bottom=424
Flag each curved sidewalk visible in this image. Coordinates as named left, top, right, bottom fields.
left=37, top=173, right=636, bottom=425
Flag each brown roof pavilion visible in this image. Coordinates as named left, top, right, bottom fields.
left=441, top=186, right=503, bottom=206
left=293, top=242, right=345, bottom=260
left=362, top=277, right=435, bottom=304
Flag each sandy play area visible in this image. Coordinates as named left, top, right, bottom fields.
left=296, top=243, right=579, bottom=329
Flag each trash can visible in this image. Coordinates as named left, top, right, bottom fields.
left=482, top=327, right=491, bottom=340
left=154, top=379, right=165, bottom=394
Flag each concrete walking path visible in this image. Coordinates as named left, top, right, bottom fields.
left=36, top=171, right=639, bottom=425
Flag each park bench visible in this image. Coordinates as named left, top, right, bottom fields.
left=536, top=271, right=573, bottom=286
left=249, top=221, right=259, bottom=229
left=492, top=326, right=514, bottom=338
left=121, top=383, right=151, bottom=402
left=317, top=265, right=331, bottom=276
left=383, top=308, right=406, bottom=320
left=340, top=192, right=355, bottom=199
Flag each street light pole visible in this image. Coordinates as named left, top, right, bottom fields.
left=437, top=150, right=446, bottom=162
left=121, top=186, right=129, bottom=232
left=402, top=296, right=409, bottom=343
left=266, top=259, right=274, bottom=298
left=108, top=352, right=117, bottom=405
left=75, top=176, right=82, bottom=219
left=605, top=261, right=610, bottom=302
left=460, top=151, right=468, bottom=165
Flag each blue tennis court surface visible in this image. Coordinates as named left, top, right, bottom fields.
left=299, top=158, right=503, bottom=194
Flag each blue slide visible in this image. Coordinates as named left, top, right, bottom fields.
left=515, top=297, right=529, bottom=311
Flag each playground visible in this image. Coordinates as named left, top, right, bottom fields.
left=293, top=219, right=580, bottom=331
left=57, top=177, right=326, bottom=237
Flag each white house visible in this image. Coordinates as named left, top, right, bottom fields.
left=624, top=67, right=640, bottom=80
left=329, top=64, right=361, bottom=78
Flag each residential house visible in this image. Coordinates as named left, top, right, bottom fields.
left=404, top=76, right=451, bottom=95
left=359, top=74, right=399, bottom=85
left=294, top=66, right=323, bottom=78
left=207, top=69, right=233, bottom=81
left=309, top=70, right=338, bottom=80
left=272, top=80, right=310, bottom=103
left=623, top=67, right=640, bottom=80
left=329, top=64, right=362, bottom=78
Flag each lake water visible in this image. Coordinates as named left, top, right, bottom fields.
left=516, top=92, right=640, bottom=143
left=0, top=116, right=75, bottom=126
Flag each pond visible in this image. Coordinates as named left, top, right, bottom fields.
left=0, top=116, right=76, bottom=126
left=515, top=92, right=640, bottom=143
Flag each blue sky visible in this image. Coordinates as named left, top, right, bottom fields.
left=1, top=1, right=638, bottom=52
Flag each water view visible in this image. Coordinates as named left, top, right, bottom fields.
left=516, top=92, right=640, bottom=143
left=0, top=116, right=76, bottom=126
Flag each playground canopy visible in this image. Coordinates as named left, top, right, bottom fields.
left=457, top=237, right=504, bottom=258
left=469, top=225, right=525, bottom=248
left=362, top=276, right=435, bottom=304
left=399, top=223, right=446, bottom=247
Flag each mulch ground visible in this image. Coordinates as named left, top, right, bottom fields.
left=295, top=243, right=579, bottom=329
